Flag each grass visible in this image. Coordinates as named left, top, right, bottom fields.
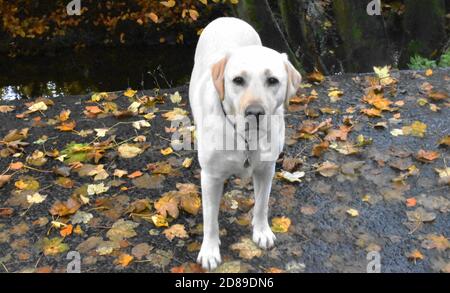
left=408, top=49, right=450, bottom=70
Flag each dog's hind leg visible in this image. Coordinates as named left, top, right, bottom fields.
left=197, top=170, right=224, bottom=271
left=252, top=163, right=277, bottom=249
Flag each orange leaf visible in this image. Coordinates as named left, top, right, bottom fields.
left=128, top=170, right=143, bottom=179
left=416, top=149, right=440, bottom=163
left=115, top=253, right=133, bottom=267
left=60, top=224, right=73, bottom=237
left=85, top=106, right=103, bottom=114
left=406, top=197, right=417, bottom=207
left=10, top=162, right=24, bottom=170
left=56, top=121, right=76, bottom=132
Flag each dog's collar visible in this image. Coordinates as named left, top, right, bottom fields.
left=219, top=101, right=251, bottom=168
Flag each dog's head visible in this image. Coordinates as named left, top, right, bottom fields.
left=211, top=45, right=301, bottom=123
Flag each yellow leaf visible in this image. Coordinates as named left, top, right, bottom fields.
left=91, top=92, right=108, bottom=102
left=271, top=216, right=291, bottom=233
left=346, top=208, right=359, bottom=217
left=402, top=121, right=427, bottom=137
left=189, top=9, right=199, bottom=21
left=28, top=101, right=48, bottom=113
left=160, top=0, right=176, bottom=8
left=408, top=249, right=424, bottom=261
left=124, top=88, right=137, bottom=98
left=182, top=157, right=193, bottom=168
left=373, top=66, right=390, bottom=79
left=161, top=147, right=173, bottom=156
left=115, top=253, right=134, bottom=267
left=151, top=214, right=169, bottom=227
left=148, top=12, right=159, bottom=23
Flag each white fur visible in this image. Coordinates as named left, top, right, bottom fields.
left=189, top=17, right=301, bottom=271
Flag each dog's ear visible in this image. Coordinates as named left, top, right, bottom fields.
left=211, top=56, right=228, bottom=101
left=282, top=53, right=302, bottom=107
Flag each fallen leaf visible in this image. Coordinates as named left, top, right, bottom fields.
left=106, top=219, right=139, bottom=242
left=124, top=88, right=137, bottom=98
left=277, top=170, right=305, bottom=183
left=161, top=147, right=173, bottom=156
left=230, top=237, right=263, bottom=259
left=132, top=120, right=151, bottom=130
left=0, top=105, right=15, bottom=113
left=407, top=250, right=424, bottom=262
left=151, top=214, right=169, bottom=227
left=28, top=101, right=48, bottom=113
left=115, top=253, right=134, bottom=267
left=87, top=183, right=109, bottom=195
left=346, top=208, right=359, bottom=217
left=163, top=224, right=188, bottom=241
left=271, top=216, right=291, bottom=233
left=60, top=224, right=73, bottom=237
left=37, top=237, right=69, bottom=256
left=402, top=121, right=427, bottom=137
left=406, top=207, right=436, bottom=223
left=416, top=150, right=440, bottom=162
left=9, top=161, right=24, bottom=170
left=131, top=243, right=152, bottom=260
left=182, top=157, right=193, bottom=168
left=170, top=91, right=182, bottom=104
left=0, top=175, right=12, bottom=188
left=118, top=144, right=143, bottom=159
left=71, top=211, right=93, bottom=225
left=26, top=192, right=47, bottom=204
left=406, top=197, right=417, bottom=207
left=316, top=161, right=339, bottom=177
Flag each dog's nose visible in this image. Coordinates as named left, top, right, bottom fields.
left=245, top=104, right=265, bottom=118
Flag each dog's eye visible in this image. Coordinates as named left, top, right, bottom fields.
left=232, top=77, right=245, bottom=86
left=267, top=77, right=279, bottom=86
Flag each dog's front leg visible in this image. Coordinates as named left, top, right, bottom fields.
left=197, top=170, right=224, bottom=271
left=252, top=163, right=277, bottom=249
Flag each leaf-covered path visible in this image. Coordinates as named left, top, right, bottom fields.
left=0, top=68, right=449, bottom=273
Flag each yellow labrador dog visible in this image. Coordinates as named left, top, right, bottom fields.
left=189, top=17, right=301, bottom=270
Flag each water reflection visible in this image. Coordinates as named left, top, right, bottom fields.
left=0, top=45, right=195, bottom=100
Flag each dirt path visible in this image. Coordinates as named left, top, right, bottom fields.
left=0, top=68, right=449, bottom=273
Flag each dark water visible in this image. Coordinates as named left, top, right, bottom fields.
left=0, top=45, right=195, bottom=100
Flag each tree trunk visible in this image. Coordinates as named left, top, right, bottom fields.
left=399, top=0, right=447, bottom=66
left=332, top=0, right=393, bottom=73
left=279, top=0, right=341, bottom=74
left=233, top=0, right=302, bottom=71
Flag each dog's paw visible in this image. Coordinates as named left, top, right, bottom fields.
left=197, top=244, right=221, bottom=271
left=253, top=227, right=276, bottom=249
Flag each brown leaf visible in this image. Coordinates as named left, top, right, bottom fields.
left=316, top=161, right=339, bottom=177
left=0, top=175, right=12, bottom=188
left=49, top=198, right=81, bottom=217
left=154, top=192, right=179, bottom=218
left=415, top=149, right=440, bottom=163
left=428, top=91, right=448, bottom=102
left=312, top=141, right=329, bottom=157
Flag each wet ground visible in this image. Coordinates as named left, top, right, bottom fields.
left=0, top=68, right=449, bottom=273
